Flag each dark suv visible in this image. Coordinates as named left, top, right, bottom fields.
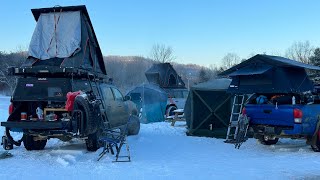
left=1, top=5, right=140, bottom=151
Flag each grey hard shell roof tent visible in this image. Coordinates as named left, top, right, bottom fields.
left=220, top=54, right=320, bottom=94
left=185, top=78, right=233, bottom=138
left=145, top=63, right=186, bottom=89
left=23, top=5, right=106, bottom=75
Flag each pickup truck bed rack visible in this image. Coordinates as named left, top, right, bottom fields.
left=8, top=66, right=109, bottom=81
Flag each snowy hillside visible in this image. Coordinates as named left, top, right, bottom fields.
left=0, top=96, right=320, bottom=179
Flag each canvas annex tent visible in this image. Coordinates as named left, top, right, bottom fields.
left=22, top=5, right=106, bottom=75
left=145, top=63, right=186, bottom=89
left=126, top=84, right=167, bottom=123
left=220, top=54, right=320, bottom=94
left=185, top=78, right=233, bottom=138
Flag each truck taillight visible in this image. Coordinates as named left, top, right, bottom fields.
left=9, top=103, right=14, bottom=115
left=242, top=107, right=246, bottom=115
left=293, top=108, right=303, bottom=124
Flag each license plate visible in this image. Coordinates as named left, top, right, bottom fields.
left=264, top=127, right=275, bottom=134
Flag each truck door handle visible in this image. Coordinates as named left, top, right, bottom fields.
left=263, top=110, right=272, bottom=114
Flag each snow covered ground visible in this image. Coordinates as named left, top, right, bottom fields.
left=0, top=95, right=320, bottom=179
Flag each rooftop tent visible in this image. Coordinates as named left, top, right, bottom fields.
left=126, top=84, right=167, bottom=123
left=145, top=63, right=186, bottom=89
left=220, top=54, right=320, bottom=94
left=23, top=5, right=106, bottom=75
left=185, top=78, right=233, bottom=138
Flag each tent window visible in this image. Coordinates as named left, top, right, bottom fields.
left=169, top=74, right=177, bottom=86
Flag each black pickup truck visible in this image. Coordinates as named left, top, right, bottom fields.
left=1, top=67, right=140, bottom=151
left=1, top=5, right=140, bottom=151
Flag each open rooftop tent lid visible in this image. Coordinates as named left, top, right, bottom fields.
left=228, top=65, right=273, bottom=76
left=219, top=54, right=320, bottom=94
left=145, top=63, right=186, bottom=89
left=26, top=5, right=106, bottom=75
left=220, top=54, right=320, bottom=76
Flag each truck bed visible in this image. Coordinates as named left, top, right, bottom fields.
left=245, top=103, right=320, bottom=135
left=245, top=104, right=298, bottom=127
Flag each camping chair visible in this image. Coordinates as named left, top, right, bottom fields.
left=97, top=117, right=131, bottom=162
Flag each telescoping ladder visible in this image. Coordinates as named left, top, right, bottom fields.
left=225, top=94, right=247, bottom=143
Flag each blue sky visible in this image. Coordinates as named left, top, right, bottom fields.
left=1, top=0, right=320, bottom=66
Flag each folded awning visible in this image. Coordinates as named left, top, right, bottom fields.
left=229, top=65, right=272, bottom=76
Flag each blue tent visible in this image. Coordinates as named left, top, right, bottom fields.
left=126, top=84, right=167, bottom=123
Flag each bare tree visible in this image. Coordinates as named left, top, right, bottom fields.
left=285, top=41, right=314, bottom=64
left=0, top=51, right=26, bottom=94
left=0, top=62, right=17, bottom=94
left=150, top=44, right=176, bottom=63
left=221, top=53, right=240, bottom=70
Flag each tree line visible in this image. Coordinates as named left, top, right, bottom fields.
left=1, top=41, right=320, bottom=95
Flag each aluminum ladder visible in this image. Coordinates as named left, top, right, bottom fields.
left=225, top=94, right=246, bottom=143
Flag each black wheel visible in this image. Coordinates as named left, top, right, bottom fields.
left=258, top=135, right=279, bottom=145
left=86, top=132, right=100, bottom=152
left=311, top=129, right=320, bottom=152
left=166, top=106, right=177, bottom=117
left=23, top=134, right=47, bottom=151
left=73, top=96, right=98, bottom=135
left=127, top=115, right=140, bottom=136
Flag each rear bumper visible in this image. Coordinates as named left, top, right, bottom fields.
left=1, top=121, right=68, bottom=130
left=252, top=124, right=307, bottom=136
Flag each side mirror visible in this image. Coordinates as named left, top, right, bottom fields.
left=124, top=95, right=131, bottom=101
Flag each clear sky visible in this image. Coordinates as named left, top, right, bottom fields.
left=1, top=0, right=320, bottom=67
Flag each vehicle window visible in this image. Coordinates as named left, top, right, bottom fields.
left=182, top=90, right=189, bottom=98
left=112, top=88, right=124, bottom=101
left=102, top=87, right=114, bottom=101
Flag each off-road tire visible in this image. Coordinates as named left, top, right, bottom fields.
left=23, top=134, right=47, bottom=151
left=86, top=132, right=100, bottom=151
left=258, top=135, right=279, bottom=145
left=127, top=115, right=140, bottom=136
left=166, top=105, right=177, bottom=117
left=73, top=96, right=98, bottom=135
left=311, top=129, right=320, bottom=152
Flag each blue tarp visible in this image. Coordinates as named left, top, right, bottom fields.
left=126, top=84, right=167, bottom=123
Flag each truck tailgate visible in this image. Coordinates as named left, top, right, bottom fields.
left=245, top=104, right=296, bottom=127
